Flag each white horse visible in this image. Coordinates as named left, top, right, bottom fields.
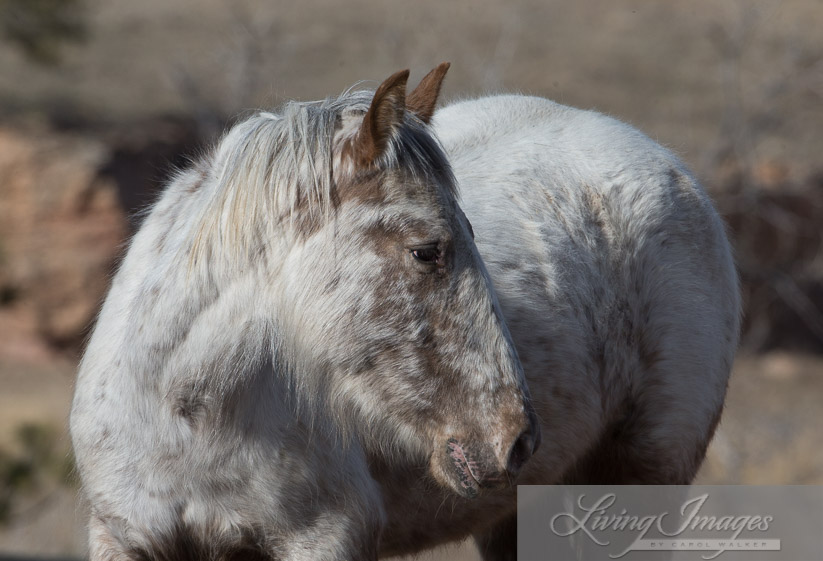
left=70, top=66, right=538, bottom=560
left=70, top=64, right=740, bottom=561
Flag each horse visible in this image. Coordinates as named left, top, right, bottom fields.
left=71, top=63, right=741, bottom=561
left=69, top=66, right=540, bottom=560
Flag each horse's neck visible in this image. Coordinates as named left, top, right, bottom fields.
left=83, top=168, right=288, bottom=407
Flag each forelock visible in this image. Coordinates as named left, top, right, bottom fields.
left=188, top=87, right=456, bottom=268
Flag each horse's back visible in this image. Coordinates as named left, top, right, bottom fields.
left=433, top=95, right=740, bottom=484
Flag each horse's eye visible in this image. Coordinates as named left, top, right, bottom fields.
left=410, top=246, right=440, bottom=264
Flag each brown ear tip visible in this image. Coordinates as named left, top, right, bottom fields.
left=394, top=68, right=411, bottom=82
left=378, top=69, right=410, bottom=93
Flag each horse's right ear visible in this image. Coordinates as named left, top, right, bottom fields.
left=407, top=62, right=450, bottom=124
left=354, top=69, right=410, bottom=167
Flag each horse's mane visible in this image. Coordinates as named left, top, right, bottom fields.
left=187, top=88, right=455, bottom=268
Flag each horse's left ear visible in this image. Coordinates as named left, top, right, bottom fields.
left=354, top=69, right=410, bottom=167
left=407, top=62, right=450, bottom=124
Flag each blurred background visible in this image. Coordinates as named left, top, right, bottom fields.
left=0, top=0, right=821, bottom=559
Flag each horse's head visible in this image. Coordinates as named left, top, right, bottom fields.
left=257, top=66, right=540, bottom=498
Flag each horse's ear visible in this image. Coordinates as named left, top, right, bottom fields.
left=407, top=62, right=450, bottom=124
left=354, top=69, right=410, bottom=167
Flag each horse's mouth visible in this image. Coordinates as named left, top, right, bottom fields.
left=446, top=438, right=481, bottom=498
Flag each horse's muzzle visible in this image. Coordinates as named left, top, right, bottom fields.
left=445, top=416, right=540, bottom=498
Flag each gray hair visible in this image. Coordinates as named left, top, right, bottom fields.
left=188, top=89, right=456, bottom=268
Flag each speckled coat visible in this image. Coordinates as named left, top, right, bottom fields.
left=70, top=66, right=740, bottom=561
left=70, top=67, right=538, bottom=560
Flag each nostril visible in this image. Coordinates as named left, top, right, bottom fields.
left=506, top=429, right=534, bottom=478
